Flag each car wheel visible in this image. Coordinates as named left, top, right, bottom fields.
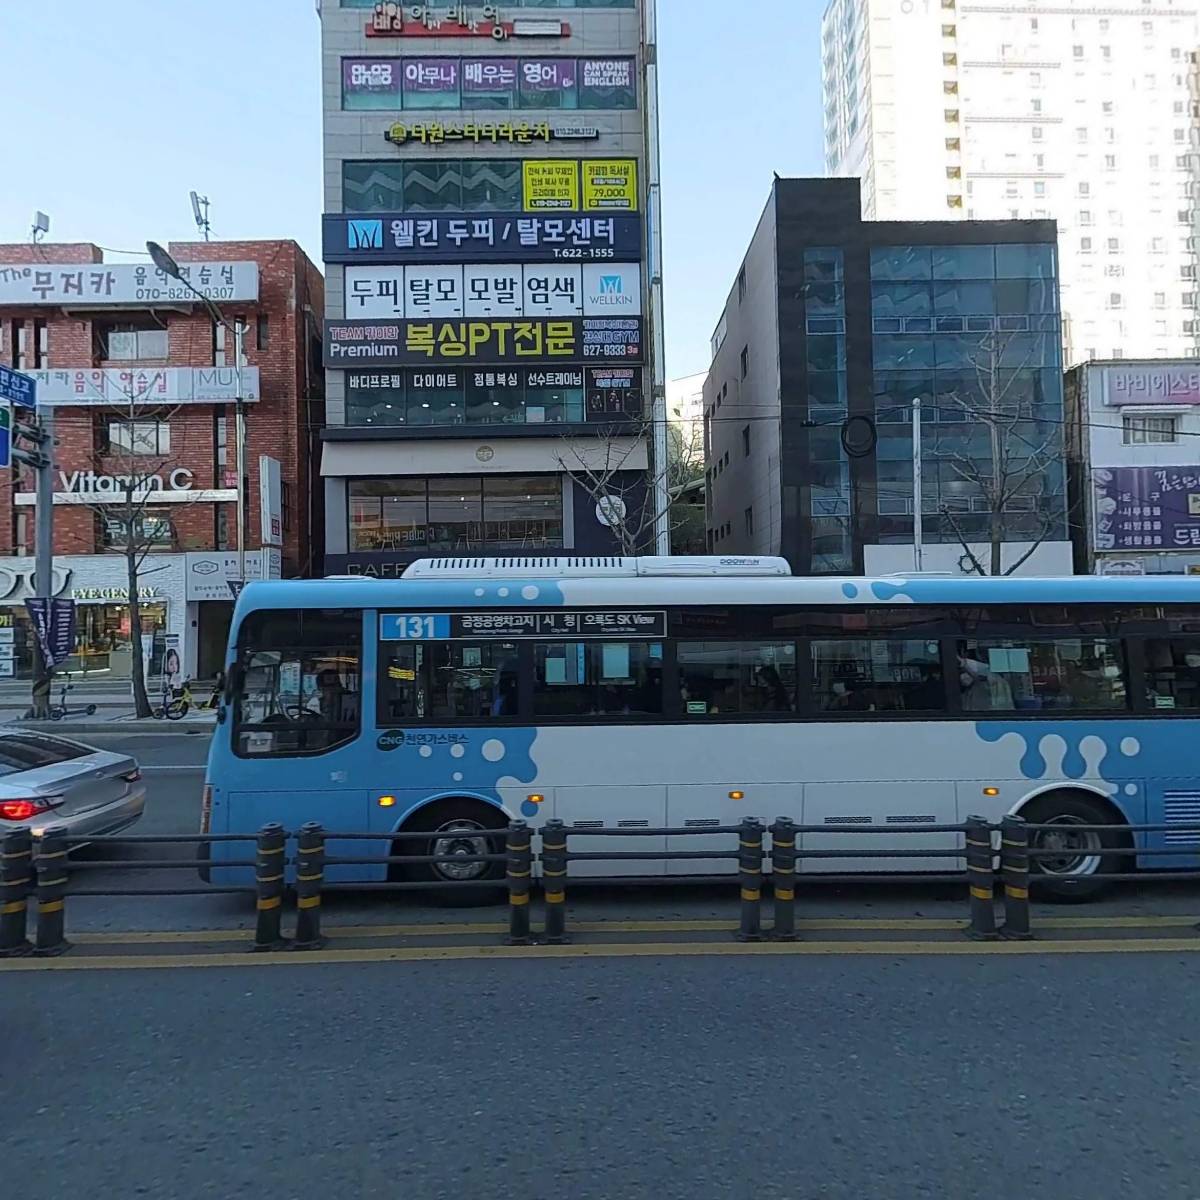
left=395, top=799, right=508, bottom=907
left=1021, top=791, right=1127, bottom=903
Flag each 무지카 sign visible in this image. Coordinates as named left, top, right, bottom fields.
left=0, top=262, right=259, bottom=305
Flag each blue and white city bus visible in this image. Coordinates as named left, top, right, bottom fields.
left=202, top=557, right=1200, bottom=899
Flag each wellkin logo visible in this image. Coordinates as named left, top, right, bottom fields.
left=349, top=219, right=384, bottom=250
left=592, top=273, right=635, bottom=308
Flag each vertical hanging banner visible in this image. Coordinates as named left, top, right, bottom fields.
left=25, top=598, right=76, bottom=667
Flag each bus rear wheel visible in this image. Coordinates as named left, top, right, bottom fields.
left=394, top=799, right=507, bottom=906
left=1021, top=791, right=1127, bottom=903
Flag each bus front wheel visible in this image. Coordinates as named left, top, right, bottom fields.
left=1021, top=791, right=1128, bottom=903
left=395, top=799, right=507, bottom=905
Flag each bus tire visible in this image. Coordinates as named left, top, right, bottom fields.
left=394, top=799, right=507, bottom=907
left=1019, top=791, right=1129, bottom=903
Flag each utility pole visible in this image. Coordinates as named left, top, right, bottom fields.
left=912, top=398, right=924, bottom=574
left=234, top=318, right=247, bottom=585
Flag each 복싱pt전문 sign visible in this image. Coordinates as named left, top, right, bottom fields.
left=324, top=317, right=643, bottom=366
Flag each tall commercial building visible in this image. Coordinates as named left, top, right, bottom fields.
left=704, top=178, right=1070, bottom=577
left=0, top=240, right=324, bottom=680
left=821, top=0, right=1200, bottom=365
left=318, top=1, right=663, bottom=577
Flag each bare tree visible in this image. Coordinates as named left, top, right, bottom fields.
left=929, top=329, right=1064, bottom=576
left=68, top=381, right=206, bottom=716
left=556, top=419, right=684, bottom=557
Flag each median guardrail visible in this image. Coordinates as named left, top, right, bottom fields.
left=1, top=814, right=1199, bottom=957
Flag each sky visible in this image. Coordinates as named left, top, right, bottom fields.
left=0, top=1, right=826, bottom=380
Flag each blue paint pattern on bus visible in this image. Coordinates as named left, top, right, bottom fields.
left=841, top=577, right=1200, bottom=605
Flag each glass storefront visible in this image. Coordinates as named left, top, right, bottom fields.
left=0, top=603, right=167, bottom=679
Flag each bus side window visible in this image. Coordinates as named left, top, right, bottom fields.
left=533, top=642, right=663, bottom=717
left=956, top=638, right=1127, bottom=712
left=377, top=641, right=519, bottom=722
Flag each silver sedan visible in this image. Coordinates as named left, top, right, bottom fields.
left=0, top=731, right=145, bottom=842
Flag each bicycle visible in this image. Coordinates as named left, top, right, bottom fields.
left=153, top=678, right=194, bottom=721
left=47, top=679, right=98, bottom=722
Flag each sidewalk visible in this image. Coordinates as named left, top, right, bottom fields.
left=2, top=708, right=217, bottom=736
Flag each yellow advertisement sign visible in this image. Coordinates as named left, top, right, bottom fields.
left=582, top=159, right=639, bottom=212
left=523, top=160, right=580, bottom=212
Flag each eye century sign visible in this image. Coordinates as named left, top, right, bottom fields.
left=323, top=212, right=642, bottom=264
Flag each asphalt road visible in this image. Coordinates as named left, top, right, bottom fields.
left=6, top=953, right=1200, bottom=1199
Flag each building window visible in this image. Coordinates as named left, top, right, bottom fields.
left=740, top=345, right=749, bottom=379
left=1107, top=292, right=1123, bottom=309
left=1122, top=415, right=1178, bottom=444
left=103, top=420, right=170, bottom=456
left=344, top=158, right=540, bottom=213
left=99, top=323, right=168, bottom=362
left=737, top=265, right=747, bottom=303
left=33, top=319, right=47, bottom=368
left=1107, top=237, right=1120, bottom=253
left=215, top=414, right=228, bottom=470
left=216, top=506, right=231, bottom=551
left=348, top=475, right=564, bottom=553
left=213, top=321, right=227, bottom=367
left=742, top=424, right=751, bottom=457
left=744, top=506, right=754, bottom=537
left=256, top=314, right=269, bottom=350
left=8, top=321, right=24, bottom=368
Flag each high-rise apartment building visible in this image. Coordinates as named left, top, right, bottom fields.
left=822, top=0, right=1200, bottom=365
left=317, top=1, right=663, bottom=577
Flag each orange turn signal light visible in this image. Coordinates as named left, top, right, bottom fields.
left=378, top=795, right=397, bottom=807
left=527, top=793, right=545, bottom=805
left=728, top=790, right=745, bottom=801
left=982, top=787, right=1000, bottom=797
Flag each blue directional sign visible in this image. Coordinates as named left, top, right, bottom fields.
left=0, top=364, right=36, bottom=408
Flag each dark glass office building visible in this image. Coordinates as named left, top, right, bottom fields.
left=704, top=178, right=1070, bottom=576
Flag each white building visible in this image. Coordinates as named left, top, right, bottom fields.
left=666, top=370, right=706, bottom=468
left=1066, top=359, right=1200, bottom=574
left=822, top=0, right=1200, bottom=365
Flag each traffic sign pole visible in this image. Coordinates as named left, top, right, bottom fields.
left=31, top=401, right=55, bottom=719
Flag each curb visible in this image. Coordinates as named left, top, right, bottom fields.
left=7, top=720, right=216, bottom=736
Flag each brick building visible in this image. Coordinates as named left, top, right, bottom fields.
left=0, top=240, right=323, bottom=681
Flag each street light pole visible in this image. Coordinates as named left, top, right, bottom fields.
left=146, top=241, right=249, bottom=583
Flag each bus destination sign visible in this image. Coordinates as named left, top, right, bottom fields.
left=380, top=611, right=666, bottom=640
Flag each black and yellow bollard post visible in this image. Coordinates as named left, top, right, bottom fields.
left=0, top=828, right=33, bottom=957
left=964, top=815, right=999, bottom=941
left=737, top=817, right=764, bottom=942
left=769, top=816, right=798, bottom=942
left=252, top=822, right=287, bottom=952
left=292, top=822, right=326, bottom=951
left=506, top=820, right=532, bottom=946
left=33, top=825, right=70, bottom=957
left=541, top=818, right=568, bottom=945
left=999, top=814, right=1033, bottom=941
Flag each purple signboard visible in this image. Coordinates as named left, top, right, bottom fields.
left=1093, top=465, right=1200, bottom=551
left=343, top=58, right=401, bottom=106
left=1099, top=365, right=1200, bottom=407
left=462, top=57, right=517, bottom=94
left=520, top=58, right=575, bottom=95
left=403, top=57, right=460, bottom=98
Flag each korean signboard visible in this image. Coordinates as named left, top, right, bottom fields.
left=324, top=212, right=642, bottom=264
left=586, top=366, right=643, bottom=421
left=1093, top=466, right=1200, bottom=551
left=385, top=121, right=596, bottom=147
left=581, top=159, right=639, bottom=211
left=523, top=160, right=580, bottom=211
left=24, top=367, right=261, bottom=407
left=0, top=262, right=259, bottom=306
left=1098, top=365, right=1200, bottom=407
left=325, top=317, right=644, bottom=367
left=345, top=263, right=641, bottom=319
left=365, top=3, right=571, bottom=39
left=0, top=364, right=36, bottom=408
left=184, top=551, right=281, bottom=601
left=380, top=610, right=666, bottom=640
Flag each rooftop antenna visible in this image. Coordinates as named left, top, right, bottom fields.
left=189, top=191, right=211, bottom=241
left=31, top=211, right=49, bottom=243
